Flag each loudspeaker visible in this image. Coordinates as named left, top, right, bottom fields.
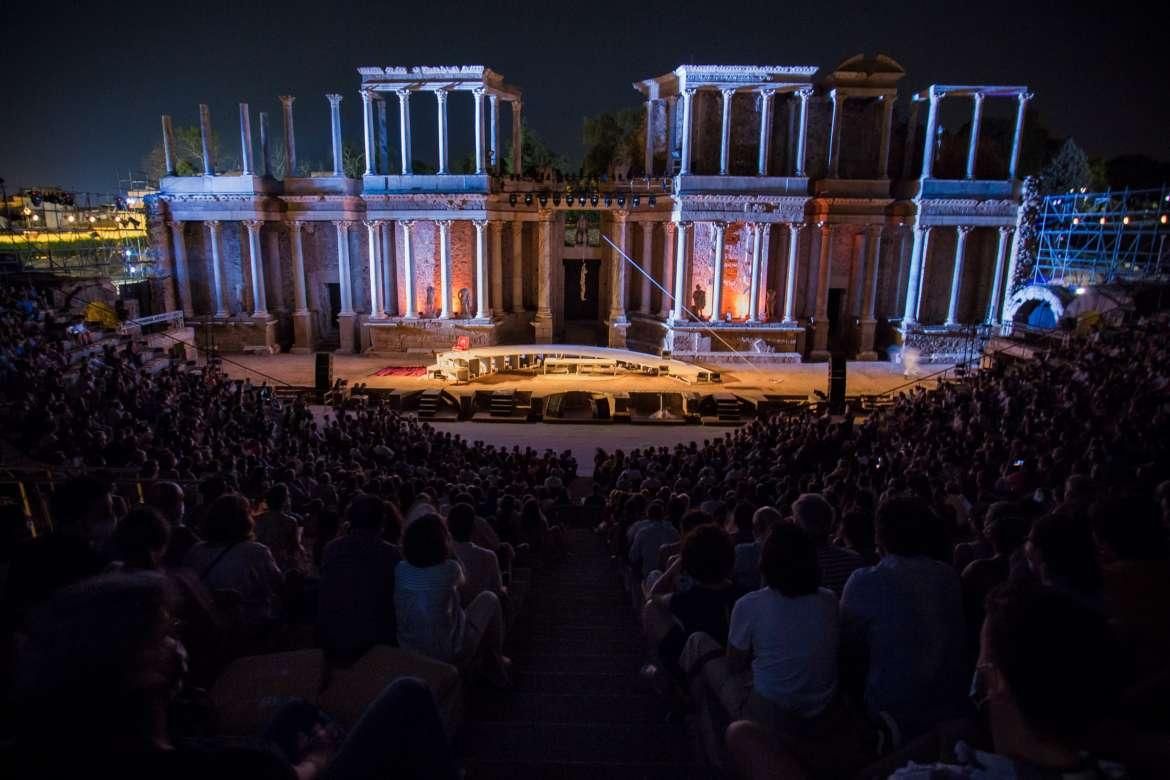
left=828, top=353, right=847, bottom=414
left=314, top=352, right=333, bottom=393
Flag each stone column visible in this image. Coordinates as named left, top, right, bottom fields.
left=535, top=214, right=553, bottom=340
left=396, top=90, right=413, bottom=174
left=671, top=221, right=690, bottom=322
left=489, top=94, right=500, bottom=172
left=757, top=89, right=775, bottom=176
left=1008, top=92, right=1033, bottom=179
left=259, top=112, right=272, bottom=177
left=946, top=225, right=972, bottom=326
left=289, top=220, right=312, bottom=351
left=986, top=226, right=1014, bottom=324
left=154, top=221, right=175, bottom=311
left=365, top=220, right=384, bottom=319
left=360, top=89, right=375, bottom=177
left=380, top=221, right=395, bottom=316
left=965, top=93, right=984, bottom=180
left=335, top=220, right=356, bottom=353
left=609, top=213, right=629, bottom=322
left=878, top=95, right=894, bottom=178
left=161, top=115, right=176, bottom=176
left=169, top=221, right=194, bottom=317
left=711, top=221, right=727, bottom=319
left=902, top=101, right=920, bottom=178
left=474, top=220, right=489, bottom=320
left=511, top=100, right=522, bottom=174
left=639, top=222, right=653, bottom=313
left=795, top=88, right=812, bottom=176
left=665, top=95, right=678, bottom=174
left=644, top=99, right=655, bottom=176
left=921, top=90, right=941, bottom=179
left=719, top=89, right=735, bottom=176
left=859, top=224, right=882, bottom=359
left=206, top=220, right=228, bottom=317
left=376, top=97, right=389, bottom=175
left=783, top=223, right=804, bottom=323
left=660, top=222, right=676, bottom=318
left=198, top=104, right=215, bottom=176
left=243, top=220, right=268, bottom=317
left=679, top=89, right=696, bottom=176
left=435, top=90, right=450, bottom=175
left=279, top=96, right=297, bottom=177
left=511, top=221, right=524, bottom=312
left=902, top=225, right=932, bottom=325
left=401, top=220, right=417, bottom=319
left=238, top=103, right=254, bottom=176
left=490, top=220, right=504, bottom=315
left=748, top=223, right=763, bottom=322
left=437, top=219, right=453, bottom=317
left=812, top=222, right=833, bottom=356
left=758, top=223, right=772, bottom=320
left=326, top=94, right=344, bottom=176
left=473, top=88, right=486, bottom=175
left=827, top=90, right=844, bottom=178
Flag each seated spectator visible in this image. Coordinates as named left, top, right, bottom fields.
left=960, top=505, right=1029, bottom=654
left=254, top=482, right=307, bottom=574
left=837, top=509, right=879, bottom=566
left=448, top=502, right=504, bottom=607
left=841, top=496, right=968, bottom=742
left=1025, top=513, right=1104, bottom=610
left=318, top=493, right=401, bottom=666
left=727, top=500, right=757, bottom=546
left=732, top=506, right=783, bottom=591
left=110, top=505, right=171, bottom=571
left=395, top=514, right=509, bottom=686
left=793, top=492, right=862, bottom=596
left=630, top=500, right=679, bottom=580
left=149, top=481, right=200, bottom=569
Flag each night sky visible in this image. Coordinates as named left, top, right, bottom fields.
left=2, top=0, right=1165, bottom=195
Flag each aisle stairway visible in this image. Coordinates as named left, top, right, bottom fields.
left=460, top=526, right=699, bottom=778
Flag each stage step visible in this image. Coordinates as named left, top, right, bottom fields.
left=489, top=389, right=516, bottom=417
left=714, top=392, right=741, bottom=422
left=417, top=388, right=443, bottom=418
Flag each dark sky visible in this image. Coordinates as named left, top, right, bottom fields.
left=2, top=0, right=1165, bottom=195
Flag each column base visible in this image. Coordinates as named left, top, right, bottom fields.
left=533, top=314, right=554, bottom=344
left=857, top=351, right=879, bottom=361
left=811, top=321, right=829, bottom=356
left=607, top=319, right=630, bottom=349
left=858, top=318, right=878, bottom=361
left=337, top=313, right=358, bottom=354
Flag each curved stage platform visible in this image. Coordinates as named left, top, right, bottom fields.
left=427, top=344, right=722, bottom=385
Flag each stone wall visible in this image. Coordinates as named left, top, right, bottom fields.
left=366, top=319, right=498, bottom=353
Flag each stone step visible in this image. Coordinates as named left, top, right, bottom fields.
left=513, top=671, right=639, bottom=695
left=462, top=760, right=706, bottom=779
left=460, top=721, right=689, bottom=765
left=523, top=652, right=642, bottom=675
left=465, top=692, right=669, bottom=725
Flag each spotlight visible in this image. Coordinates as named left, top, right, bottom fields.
left=648, top=195, right=656, bottom=207
left=508, top=193, right=517, bottom=206
left=1123, top=216, right=1130, bottom=225
left=604, top=194, right=612, bottom=207
left=632, top=195, right=641, bottom=207
left=565, top=194, right=574, bottom=206
left=616, top=194, right=625, bottom=207
left=67, top=214, right=76, bottom=223
left=31, top=214, right=39, bottom=222
left=89, top=215, right=97, bottom=223
left=1099, top=217, right=1106, bottom=225
left=1072, top=217, right=1080, bottom=225
left=552, top=193, right=561, bottom=206
left=1075, top=286, right=1087, bottom=295
left=1161, top=215, right=1167, bottom=224
left=538, top=191, right=549, bottom=207
left=22, top=207, right=31, bottom=216
left=524, top=192, right=533, bottom=206
left=590, top=193, right=598, bottom=206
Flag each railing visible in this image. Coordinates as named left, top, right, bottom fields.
left=118, top=309, right=185, bottom=335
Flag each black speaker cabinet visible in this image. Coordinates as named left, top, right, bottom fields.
left=314, top=352, right=333, bottom=392
left=828, top=354, right=847, bottom=414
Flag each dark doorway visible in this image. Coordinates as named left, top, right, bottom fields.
left=827, top=287, right=848, bottom=353
left=564, top=259, right=601, bottom=320
left=326, top=283, right=341, bottom=329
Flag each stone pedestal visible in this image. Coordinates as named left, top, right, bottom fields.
left=533, top=315, right=554, bottom=344
left=607, top=319, right=629, bottom=349
left=857, top=318, right=878, bottom=361
left=810, top=321, right=830, bottom=361
left=337, top=313, right=358, bottom=354
left=191, top=317, right=277, bottom=354
left=291, top=311, right=315, bottom=354
left=363, top=318, right=499, bottom=354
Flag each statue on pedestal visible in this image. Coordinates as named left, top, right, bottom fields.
left=458, top=287, right=471, bottom=318
left=425, top=286, right=435, bottom=318
left=692, top=284, right=706, bottom=321
left=765, top=289, right=778, bottom=321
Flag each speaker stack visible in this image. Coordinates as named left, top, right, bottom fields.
left=315, top=352, right=333, bottom=402
left=828, top=354, right=847, bottom=415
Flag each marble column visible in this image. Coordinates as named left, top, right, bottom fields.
left=644, top=99, right=655, bottom=176
left=161, top=115, right=176, bottom=176
left=679, top=89, right=696, bottom=176
left=437, top=219, right=452, bottom=317
left=326, top=94, right=344, bottom=176
left=473, top=88, right=486, bottom=175
left=376, top=97, right=389, bottom=175
left=511, top=100, right=523, bottom=174
left=490, top=220, right=504, bottom=315
left=609, top=213, right=629, bottom=322
left=671, top=222, right=690, bottom=322
left=289, top=220, right=312, bottom=351
left=380, top=221, right=395, bottom=316
left=748, top=223, right=763, bottom=322
left=1009, top=92, right=1033, bottom=179
left=986, top=226, right=1014, bottom=324
left=639, top=222, right=653, bottom=313
left=878, top=95, right=894, bottom=178
left=489, top=94, right=500, bottom=172
left=859, top=224, right=883, bottom=359
left=279, top=96, right=297, bottom=177
left=243, top=220, right=267, bottom=317
left=946, top=225, right=972, bottom=326
left=795, top=88, right=812, bottom=176
left=965, top=93, right=984, bottom=180
left=169, top=221, right=193, bottom=317
left=660, top=222, right=676, bottom=319
left=396, top=90, right=413, bottom=174
left=665, top=95, right=677, bottom=174
left=334, top=221, right=354, bottom=315
left=511, top=221, right=524, bottom=313
left=827, top=90, right=844, bottom=178
left=902, top=225, right=932, bottom=325
left=812, top=222, right=833, bottom=356
left=783, top=223, right=804, bottom=323
left=719, top=89, right=735, bottom=176
left=238, top=103, right=254, bottom=176
left=360, top=89, right=375, bottom=176
left=155, top=222, right=178, bottom=312
left=206, top=220, right=228, bottom=317
left=535, top=215, right=553, bottom=340
left=435, top=91, right=449, bottom=175
left=198, top=104, right=215, bottom=176
left=902, top=101, right=920, bottom=178
left=474, top=220, right=489, bottom=320
left=758, top=224, right=772, bottom=320
left=921, top=91, right=941, bottom=179
left=757, top=89, right=775, bottom=176
left=365, top=220, right=384, bottom=319
left=401, top=220, right=417, bottom=319
left=710, top=222, right=727, bottom=319
left=259, top=112, right=272, bottom=177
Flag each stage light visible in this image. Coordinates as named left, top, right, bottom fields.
left=1072, top=217, right=1080, bottom=225
left=1099, top=217, right=1106, bottom=225
left=538, top=191, right=549, bottom=207
left=22, top=207, right=31, bottom=216
left=603, top=194, right=612, bottom=207
left=632, top=195, right=641, bottom=207
left=565, top=194, right=574, bottom=206
left=88, top=215, right=97, bottom=223
left=524, top=192, right=533, bottom=206
left=31, top=214, right=39, bottom=222
left=1075, top=286, right=1087, bottom=295
left=590, top=193, right=598, bottom=206
left=508, top=193, right=517, bottom=206
left=1161, top=215, right=1168, bottom=224
left=616, top=194, right=625, bottom=207
left=552, top=193, right=561, bottom=206
left=648, top=195, right=656, bottom=207
left=1123, top=216, right=1130, bottom=225
left=67, top=214, right=76, bottom=223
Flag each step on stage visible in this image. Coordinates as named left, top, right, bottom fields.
left=427, top=344, right=722, bottom=385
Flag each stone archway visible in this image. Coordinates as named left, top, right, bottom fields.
left=1003, top=284, right=1071, bottom=328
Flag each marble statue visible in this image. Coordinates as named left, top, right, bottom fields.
left=425, top=285, right=435, bottom=318
left=458, top=287, right=471, bottom=317
left=765, top=289, right=777, bottom=321
left=692, top=284, right=706, bottom=320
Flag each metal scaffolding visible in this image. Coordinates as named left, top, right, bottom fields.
left=1033, top=186, right=1170, bottom=286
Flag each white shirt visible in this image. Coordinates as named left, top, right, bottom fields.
left=454, top=541, right=502, bottom=605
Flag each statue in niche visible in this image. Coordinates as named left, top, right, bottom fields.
left=458, top=287, right=471, bottom=318
left=579, top=263, right=588, bottom=301
left=425, top=286, right=435, bottom=318
left=765, top=289, right=778, bottom=321
left=692, top=284, right=706, bottom=321
left=574, top=218, right=588, bottom=247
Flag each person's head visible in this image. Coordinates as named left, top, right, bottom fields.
left=447, top=502, right=476, bottom=543
left=792, top=493, right=835, bottom=546
left=679, top=508, right=712, bottom=535
left=751, top=506, right=783, bottom=541
left=986, top=509, right=1029, bottom=557
left=266, top=482, right=290, bottom=512
left=202, top=493, right=254, bottom=545
left=112, top=506, right=171, bottom=570
left=50, top=474, right=114, bottom=544
left=666, top=493, right=690, bottom=524
left=1026, top=514, right=1102, bottom=596
left=875, top=496, right=934, bottom=557
left=681, top=524, right=735, bottom=586
left=401, top=513, right=450, bottom=568
left=1089, top=496, right=1168, bottom=564
left=1063, top=474, right=1093, bottom=504
left=148, top=481, right=185, bottom=526
left=730, top=501, right=755, bottom=535
left=346, top=492, right=385, bottom=532
left=760, top=523, right=820, bottom=597
left=646, top=500, right=665, bottom=523
left=976, top=582, right=1120, bottom=750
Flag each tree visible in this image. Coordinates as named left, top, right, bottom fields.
left=502, top=123, right=567, bottom=179
left=142, top=125, right=238, bottom=181
left=1040, top=138, right=1098, bottom=195
left=581, top=107, right=644, bottom=180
